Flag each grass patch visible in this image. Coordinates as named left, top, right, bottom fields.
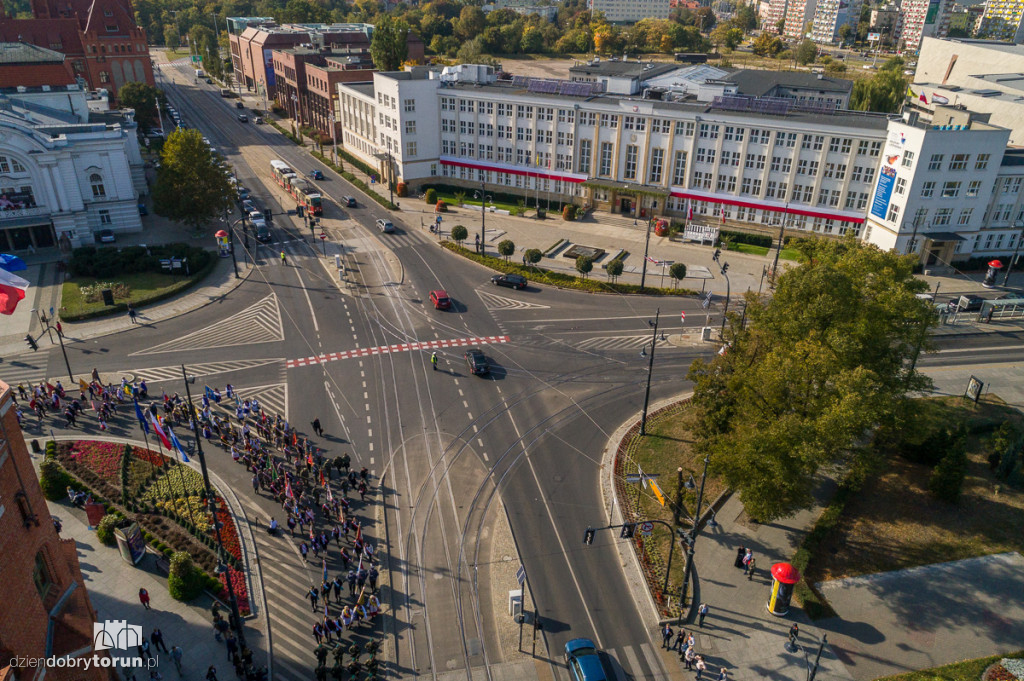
left=622, top=402, right=728, bottom=608
left=440, top=241, right=697, bottom=296
left=61, top=268, right=212, bottom=320
left=726, top=242, right=801, bottom=260
left=310, top=151, right=398, bottom=211
left=433, top=191, right=520, bottom=214
left=810, top=395, right=1024, bottom=583
left=875, top=650, right=1024, bottom=681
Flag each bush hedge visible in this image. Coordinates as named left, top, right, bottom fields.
left=96, top=514, right=119, bottom=546
left=720, top=229, right=774, bottom=249
left=440, top=242, right=696, bottom=296
left=168, top=551, right=205, bottom=601
left=69, top=243, right=213, bottom=279
left=39, top=459, right=76, bottom=501
left=424, top=188, right=437, bottom=205
left=424, top=183, right=535, bottom=209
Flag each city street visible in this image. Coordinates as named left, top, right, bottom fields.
left=5, top=53, right=1024, bottom=681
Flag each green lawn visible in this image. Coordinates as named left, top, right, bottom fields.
left=875, top=650, right=1024, bottom=681
left=727, top=242, right=802, bottom=260
left=163, top=48, right=192, bottom=61
left=433, top=191, right=522, bottom=214
left=61, top=270, right=209, bottom=320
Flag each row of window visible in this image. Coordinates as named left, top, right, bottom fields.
left=377, top=92, right=417, bottom=112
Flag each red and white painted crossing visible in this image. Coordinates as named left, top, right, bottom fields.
left=286, top=335, right=510, bottom=369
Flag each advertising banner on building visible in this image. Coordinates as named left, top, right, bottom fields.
left=871, top=131, right=906, bottom=220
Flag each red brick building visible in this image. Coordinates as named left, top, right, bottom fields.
left=271, top=47, right=376, bottom=139
left=0, top=0, right=154, bottom=100
left=0, top=381, right=111, bottom=681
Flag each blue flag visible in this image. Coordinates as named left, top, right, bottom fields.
left=134, top=400, right=149, bottom=435
left=204, top=385, right=216, bottom=401
left=168, top=428, right=190, bottom=463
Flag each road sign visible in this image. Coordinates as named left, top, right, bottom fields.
left=320, top=232, right=327, bottom=240
left=639, top=521, right=654, bottom=537
left=516, top=565, right=526, bottom=586
left=650, top=480, right=666, bottom=507
left=625, top=474, right=642, bottom=483
left=680, top=311, right=686, bottom=322
left=191, top=55, right=203, bottom=63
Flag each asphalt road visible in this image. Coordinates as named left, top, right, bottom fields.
left=12, top=56, right=1024, bottom=681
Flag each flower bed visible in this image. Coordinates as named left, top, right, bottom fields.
left=130, top=446, right=167, bottom=468
left=214, top=497, right=242, bottom=562
left=67, top=441, right=124, bottom=483
left=219, top=567, right=250, bottom=616
left=141, top=464, right=206, bottom=501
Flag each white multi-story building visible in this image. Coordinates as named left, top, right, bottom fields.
left=336, top=64, right=1024, bottom=264
left=783, top=0, right=818, bottom=37
left=587, top=0, right=672, bottom=22
left=900, top=0, right=932, bottom=52
left=863, top=109, right=1024, bottom=264
left=811, top=0, right=862, bottom=43
left=0, top=43, right=144, bottom=251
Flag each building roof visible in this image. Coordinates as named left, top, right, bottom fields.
left=0, top=42, right=65, bottom=64
left=1001, top=148, right=1024, bottom=166
left=447, top=79, right=891, bottom=129
left=935, top=37, right=1024, bottom=56
left=343, top=81, right=375, bottom=97
left=724, top=69, right=853, bottom=95
left=569, top=60, right=680, bottom=79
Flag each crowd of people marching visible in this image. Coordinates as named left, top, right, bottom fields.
left=12, top=371, right=383, bottom=674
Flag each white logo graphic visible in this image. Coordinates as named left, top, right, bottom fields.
left=93, top=620, right=143, bottom=651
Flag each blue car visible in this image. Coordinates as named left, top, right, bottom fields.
left=564, top=638, right=607, bottom=681
left=309, top=169, right=324, bottom=180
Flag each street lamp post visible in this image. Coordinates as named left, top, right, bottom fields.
left=640, top=215, right=654, bottom=289
left=905, top=213, right=924, bottom=258
left=1002, top=219, right=1024, bottom=286
left=474, top=181, right=490, bottom=255
left=678, top=453, right=711, bottom=623
left=639, top=309, right=660, bottom=436
left=386, top=152, right=395, bottom=207
left=713, top=249, right=731, bottom=334
left=34, top=310, right=74, bottom=382
left=180, top=366, right=246, bottom=650
left=771, top=205, right=788, bottom=281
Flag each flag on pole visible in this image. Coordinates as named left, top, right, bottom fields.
left=687, top=200, right=693, bottom=221
left=0, top=268, right=30, bottom=315
left=149, top=412, right=172, bottom=450
left=284, top=477, right=293, bottom=498
left=326, top=484, right=333, bottom=503
left=645, top=255, right=659, bottom=265
left=919, top=92, right=929, bottom=104
left=319, top=468, right=325, bottom=487
left=322, top=557, right=328, bottom=583
left=168, top=428, right=190, bottom=463
left=907, top=85, right=918, bottom=99
left=135, top=400, right=150, bottom=435
left=78, top=378, right=89, bottom=392
left=932, top=93, right=949, bottom=104
left=204, top=386, right=216, bottom=401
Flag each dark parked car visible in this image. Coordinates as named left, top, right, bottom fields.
left=342, top=196, right=357, bottom=207
left=235, top=101, right=244, bottom=109
left=957, top=295, right=986, bottom=311
left=309, top=169, right=324, bottom=180
left=464, top=348, right=489, bottom=375
left=96, top=229, right=116, bottom=243
left=491, top=273, right=527, bottom=290
left=237, top=114, right=248, bottom=123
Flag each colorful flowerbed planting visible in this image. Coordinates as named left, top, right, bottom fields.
left=155, top=497, right=211, bottom=531
left=130, top=446, right=166, bottom=468
left=67, top=441, right=124, bottom=483
left=141, top=464, right=206, bottom=502
left=219, top=567, right=251, bottom=616
left=214, top=497, right=242, bottom=562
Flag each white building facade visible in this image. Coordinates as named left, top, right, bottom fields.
left=811, top=0, right=862, bottom=43
left=0, top=83, right=144, bottom=251
left=587, top=0, right=672, bottom=23
left=337, top=65, right=1024, bottom=263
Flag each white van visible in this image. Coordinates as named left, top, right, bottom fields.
left=195, top=68, right=204, bottom=78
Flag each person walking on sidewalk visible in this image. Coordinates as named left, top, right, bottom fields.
left=205, top=666, right=218, bottom=681
left=672, top=629, right=685, bottom=651
left=734, top=547, right=746, bottom=568
left=684, top=647, right=696, bottom=670
left=312, top=418, right=323, bottom=437
left=746, top=556, right=757, bottom=580
left=138, top=587, right=151, bottom=610
left=225, top=633, right=237, bottom=662
left=308, top=586, right=320, bottom=611
left=150, top=628, right=169, bottom=653
left=137, top=637, right=152, bottom=661
left=698, top=602, right=709, bottom=627
left=170, top=646, right=183, bottom=674
left=695, top=656, right=707, bottom=680
left=717, top=668, right=729, bottom=681
left=128, top=303, right=138, bottom=324
left=661, top=623, right=674, bottom=648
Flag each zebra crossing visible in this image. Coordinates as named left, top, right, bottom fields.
left=126, top=359, right=284, bottom=386
left=576, top=334, right=674, bottom=351
left=201, top=383, right=288, bottom=421
left=287, top=336, right=509, bottom=369
left=548, top=642, right=668, bottom=681
left=0, top=356, right=49, bottom=389
left=130, top=294, right=284, bottom=355
left=476, top=290, right=551, bottom=311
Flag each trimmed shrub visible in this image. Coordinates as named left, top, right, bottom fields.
left=720, top=229, right=773, bottom=249
left=562, top=204, right=578, bottom=221
left=450, top=225, right=468, bottom=244
left=436, top=200, right=448, bottom=212
left=39, top=459, right=75, bottom=501
left=606, top=259, right=624, bottom=281
left=168, top=551, right=204, bottom=601
left=929, top=439, right=969, bottom=504
left=425, top=188, right=437, bottom=205
left=497, top=239, right=515, bottom=261
left=524, top=248, right=542, bottom=266
left=575, top=255, right=594, bottom=278
left=669, top=263, right=688, bottom=287
left=397, top=181, right=408, bottom=197
left=96, top=514, right=119, bottom=546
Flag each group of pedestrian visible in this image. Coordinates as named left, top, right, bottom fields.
left=734, top=547, right=756, bottom=579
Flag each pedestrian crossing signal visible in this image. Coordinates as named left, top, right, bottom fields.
left=25, top=334, right=38, bottom=351
left=620, top=523, right=636, bottom=539
left=583, top=527, right=596, bottom=545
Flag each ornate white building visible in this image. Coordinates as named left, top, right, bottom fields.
left=0, top=43, right=144, bottom=251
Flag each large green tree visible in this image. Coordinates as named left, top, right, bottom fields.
left=118, top=81, right=161, bottom=130
left=370, top=15, right=410, bottom=71
left=795, top=39, right=817, bottom=64
left=153, top=128, right=234, bottom=233
left=686, top=237, right=934, bottom=521
left=849, top=66, right=907, bottom=113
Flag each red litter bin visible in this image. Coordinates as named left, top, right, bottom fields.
left=767, top=562, right=801, bottom=616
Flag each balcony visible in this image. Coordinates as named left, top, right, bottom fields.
left=0, top=205, right=49, bottom=224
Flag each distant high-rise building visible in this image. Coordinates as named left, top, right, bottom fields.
left=783, top=0, right=818, bottom=37
left=811, top=0, right=863, bottom=43
left=763, top=0, right=790, bottom=31
left=899, top=0, right=932, bottom=52
left=588, top=0, right=672, bottom=23
left=979, top=0, right=1024, bottom=42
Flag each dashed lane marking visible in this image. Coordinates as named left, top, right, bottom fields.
left=286, top=335, right=510, bottom=368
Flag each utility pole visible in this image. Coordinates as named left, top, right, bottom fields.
left=771, top=204, right=788, bottom=280
left=476, top=181, right=488, bottom=255
left=640, top=215, right=654, bottom=289
left=387, top=152, right=395, bottom=207
left=35, top=310, right=74, bottom=382
left=180, top=366, right=246, bottom=650
left=807, top=635, right=827, bottom=681
left=679, top=453, right=710, bottom=622
left=639, top=309, right=660, bottom=436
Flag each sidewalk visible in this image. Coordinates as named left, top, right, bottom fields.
left=35, top=444, right=269, bottom=681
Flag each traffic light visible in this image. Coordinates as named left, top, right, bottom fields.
left=297, top=205, right=304, bottom=218
left=583, top=527, right=595, bottom=545
left=620, top=523, right=636, bottom=539
left=712, top=248, right=721, bottom=262
left=721, top=263, right=729, bottom=274
left=264, top=208, right=272, bottom=222
left=25, top=334, right=38, bottom=351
